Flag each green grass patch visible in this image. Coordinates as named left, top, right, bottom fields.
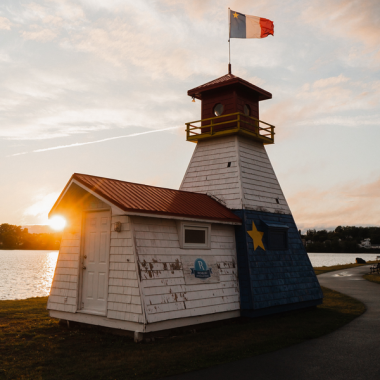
left=314, top=261, right=377, bottom=275
left=0, top=288, right=365, bottom=380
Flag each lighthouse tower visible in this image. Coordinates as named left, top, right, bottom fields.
left=181, top=73, right=323, bottom=316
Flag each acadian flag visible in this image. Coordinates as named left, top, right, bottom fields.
left=230, top=10, right=274, bottom=39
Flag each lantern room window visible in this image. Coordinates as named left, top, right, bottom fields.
left=213, top=103, right=224, bottom=116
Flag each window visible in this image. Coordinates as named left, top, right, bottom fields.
left=179, top=222, right=211, bottom=249
left=213, top=103, right=224, bottom=116
left=185, top=228, right=206, bottom=244
left=267, top=229, right=288, bottom=250
left=263, top=222, right=289, bottom=251
left=244, top=104, right=251, bottom=116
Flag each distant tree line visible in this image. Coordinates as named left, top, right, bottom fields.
left=0, top=224, right=62, bottom=250
left=303, top=226, right=380, bottom=253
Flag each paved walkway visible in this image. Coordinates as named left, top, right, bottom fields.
left=166, top=266, right=380, bottom=380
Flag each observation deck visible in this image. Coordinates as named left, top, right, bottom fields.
left=185, top=112, right=275, bottom=144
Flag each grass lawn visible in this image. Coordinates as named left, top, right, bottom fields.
left=0, top=287, right=365, bottom=380
left=363, top=274, right=380, bottom=285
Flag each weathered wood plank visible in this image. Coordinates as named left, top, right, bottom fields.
left=140, top=269, right=183, bottom=280
left=143, top=280, right=238, bottom=296
left=146, top=302, right=240, bottom=323
left=146, top=287, right=239, bottom=306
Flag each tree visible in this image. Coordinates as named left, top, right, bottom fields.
left=0, top=223, right=62, bottom=250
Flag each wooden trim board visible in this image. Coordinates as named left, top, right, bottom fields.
left=49, top=309, right=240, bottom=333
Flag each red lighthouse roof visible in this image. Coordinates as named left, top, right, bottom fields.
left=188, top=73, right=272, bottom=101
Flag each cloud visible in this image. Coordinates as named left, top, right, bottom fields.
left=63, top=11, right=223, bottom=79
left=289, top=176, right=380, bottom=231
left=0, top=16, right=12, bottom=30
left=261, top=76, right=380, bottom=130
left=8, top=126, right=182, bottom=156
left=21, top=26, right=57, bottom=41
left=301, top=0, right=380, bottom=63
left=24, top=191, right=61, bottom=220
left=313, top=74, right=349, bottom=88
left=21, top=0, right=86, bottom=24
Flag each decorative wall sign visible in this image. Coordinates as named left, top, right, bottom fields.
left=182, top=256, right=220, bottom=284
left=190, top=258, right=212, bottom=279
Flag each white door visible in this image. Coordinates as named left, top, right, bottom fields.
left=81, top=211, right=110, bottom=314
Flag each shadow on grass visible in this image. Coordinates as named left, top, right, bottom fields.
left=0, top=286, right=365, bottom=380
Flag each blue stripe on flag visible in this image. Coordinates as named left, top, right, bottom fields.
left=230, top=10, right=246, bottom=38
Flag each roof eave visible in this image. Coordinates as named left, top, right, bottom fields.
left=188, top=78, right=272, bottom=101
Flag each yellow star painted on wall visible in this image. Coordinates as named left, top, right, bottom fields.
left=233, top=12, right=238, bottom=19
left=247, top=222, right=265, bottom=251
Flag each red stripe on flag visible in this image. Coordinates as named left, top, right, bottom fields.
left=259, top=18, right=274, bottom=38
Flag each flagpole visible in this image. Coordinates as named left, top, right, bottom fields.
left=228, top=7, right=231, bottom=74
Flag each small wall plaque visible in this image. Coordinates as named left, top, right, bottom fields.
left=114, top=221, right=122, bottom=232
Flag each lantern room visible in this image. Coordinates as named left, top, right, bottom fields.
left=186, top=73, right=275, bottom=144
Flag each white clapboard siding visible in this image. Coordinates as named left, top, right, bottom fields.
left=180, top=136, right=242, bottom=209
left=132, top=216, right=239, bottom=323
left=107, top=215, right=144, bottom=324
left=238, top=137, right=290, bottom=213
left=180, top=134, right=291, bottom=214
left=47, top=194, right=110, bottom=313
left=47, top=225, right=81, bottom=313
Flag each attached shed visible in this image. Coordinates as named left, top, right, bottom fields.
left=48, top=173, right=242, bottom=335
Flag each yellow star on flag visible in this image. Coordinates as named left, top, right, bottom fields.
left=233, top=12, right=238, bottom=19
left=247, top=222, right=265, bottom=251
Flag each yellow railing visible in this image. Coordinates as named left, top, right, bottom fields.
left=185, top=112, right=275, bottom=144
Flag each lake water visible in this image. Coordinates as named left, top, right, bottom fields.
left=307, top=253, right=379, bottom=267
left=0, top=250, right=58, bottom=300
left=0, top=250, right=379, bottom=301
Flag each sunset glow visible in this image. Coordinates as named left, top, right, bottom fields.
left=0, top=0, right=379, bottom=231
left=49, top=216, right=66, bottom=231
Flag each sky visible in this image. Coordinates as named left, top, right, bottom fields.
left=0, top=0, right=379, bottom=232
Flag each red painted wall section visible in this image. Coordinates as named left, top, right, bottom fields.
left=200, top=84, right=260, bottom=134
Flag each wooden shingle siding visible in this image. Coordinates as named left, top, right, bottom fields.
left=238, top=137, right=290, bottom=213
left=180, top=135, right=291, bottom=214
left=107, top=215, right=144, bottom=323
left=180, top=136, right=242, bottom=209
left=234, top=209, right=323, bottom=314
left=132, top=216, right=239, bottom=323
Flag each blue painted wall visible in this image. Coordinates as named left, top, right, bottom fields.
left=233, top=209, right=323, bottom=317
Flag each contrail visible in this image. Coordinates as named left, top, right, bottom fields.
left=9, top=126, right=182, bottom=157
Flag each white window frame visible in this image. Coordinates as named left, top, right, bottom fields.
left=178, top=221, right=211, bottom=249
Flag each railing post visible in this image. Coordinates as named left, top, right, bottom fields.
left=271, top=126, right=274, bottom=141
left=210, top=118, right=213, bottom=135
left=186, top=123, right=189, bottom=140
left=237, top=113, right=240, bottom=131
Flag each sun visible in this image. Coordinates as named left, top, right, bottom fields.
left=49, top=215, right=66, bottom=231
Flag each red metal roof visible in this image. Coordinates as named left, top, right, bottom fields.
left=188, top=73, right=272, bottom=101
left=52, top=173, right=241, bottom=224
